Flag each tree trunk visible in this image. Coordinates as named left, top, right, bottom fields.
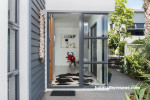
left=144, top=0, right=150, bottom=37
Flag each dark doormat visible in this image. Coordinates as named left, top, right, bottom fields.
left=50, top=91, right=75, bottom=96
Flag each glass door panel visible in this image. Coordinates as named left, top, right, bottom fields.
left=48, top=13, right=80, bottom=87
left=83, top=14, right=108, bottom=86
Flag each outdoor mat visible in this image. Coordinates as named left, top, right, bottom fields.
left=50, top=91, right=75, bottom=96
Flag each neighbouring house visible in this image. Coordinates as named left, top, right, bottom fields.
left=108, top=9, right=145, bottom=44
left=0, top=0, right=115, bottom=100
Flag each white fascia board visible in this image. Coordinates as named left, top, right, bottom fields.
left=0, top=0, right=8, bottom=100
left=134, top=9, right=144, bottom=13
left=19, top=0, right=30, bottom=100
left=45, top=0, right=115, bottom=13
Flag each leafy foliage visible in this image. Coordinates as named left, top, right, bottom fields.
left=125, top=51, right=148, bottom=80
left=108, top=30, right=120, bottom=53
left=125, top=37, right=150, bottom=81
left=125, top=83, right=150, bottom=100
left=137, top=36, right=150, bottom=60
left=125, top=37, right=150, bottom=100
left=118, top=40, right=127, bottom=55
left=131, top=38, right=145, bottom=44
left=108, top=0, right=134, bottom=53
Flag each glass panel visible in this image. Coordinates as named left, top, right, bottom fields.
left=8, top=75, right=18, bottom=100
left=8, top=0, right=17, bottom=22
left=130, top=24, right=135, bottom=29
left=8, top=29, right=17, bottom=72
left=136, top=23, right=144, bottom=28
left=84, top=39, right=108, bottom=62
left=127, top=30, right=144, bottom=36
left=83, top=64, right=107, bottom=86
left=84, top=14, right=108, bottom=37
left=110, top=24, right=113, bottom=29
left=51, top=14, right=80, bottom=86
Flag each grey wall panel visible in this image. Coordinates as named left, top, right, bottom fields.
left=31, top=24, right=40, bottom=34
left=31, top=39, right=40, bottom=47
left=31, top=53, right=40, bottom=61
left=134, top=12, right=145, bottom=23
left=31, top=32, right=40, bottom=41
left=31, top=47, right=39, bottom=53
left=30, top=0, right=45, bottom=100
left=31, top=60, right=41, bottom=68
left=31, top=18, right=40, bottom=28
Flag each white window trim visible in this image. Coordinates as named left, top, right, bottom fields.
left=0, top=0, right=8, bottom=100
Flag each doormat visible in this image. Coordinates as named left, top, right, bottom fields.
left=50, top=91, right=75, bottom=96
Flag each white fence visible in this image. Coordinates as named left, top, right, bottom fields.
left=124, top=44, right=142, bottom=65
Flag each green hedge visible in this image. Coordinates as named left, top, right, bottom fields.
left=131, top=38, right=144, bottom=44
left=125, top=53, right=148, bottom=80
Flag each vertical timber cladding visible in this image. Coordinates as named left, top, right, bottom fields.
left=49, top=14, right=53, bottom=86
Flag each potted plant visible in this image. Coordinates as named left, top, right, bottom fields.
left=125, top=83, right=150, bottom=100
left=108, top=68, right=112, bottom=82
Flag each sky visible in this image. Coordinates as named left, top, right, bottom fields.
left=126, top=0, right=144, bottom=9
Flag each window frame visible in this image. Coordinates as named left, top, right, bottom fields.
left=8, top=0, right=19, bottom=24
left=8, top=0, right=19, bottom=100
left=127, top=23, right=145, bottom=36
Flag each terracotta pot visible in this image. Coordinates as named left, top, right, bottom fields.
left=130, top=93, right=146, bottom=100
left=130, top=93, right=135, bottom=100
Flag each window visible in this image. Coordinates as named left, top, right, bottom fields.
left=8, top=29, right=18, bottom=72
left=127, top=23, right=145, bottom=36
left=8, top=75, right=19, bottom=100
left=136, top=23, right=144, bottom=29
left=127, top=30, right=144, bottom=36
left=8, top=0, right=18, bottom=23
left=8, top=0, right=19, bottom=100
left=110, top=24, right=113, bottom=29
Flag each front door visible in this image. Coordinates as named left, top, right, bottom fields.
left=47, top=13, right=80, bottom=87
left=47, top=13, right=108, bottom=88
left=48, top=14, right=54, bottom=86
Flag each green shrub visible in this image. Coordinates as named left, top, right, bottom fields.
left=137, top=36, right=150, bottom=60
left=108, top=30, right=120, bottom=54
left=118, top=41, right=127, bottom=55
left=120, top=67, right=125, bottom=73
left=125, top=53, right=147, bottom=80
left=131, top=38, right=144, bottom=44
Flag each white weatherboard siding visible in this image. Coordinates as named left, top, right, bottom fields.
left=0, top=0, right=8, bottom=100
left=19, top=0, right=30, bottom=100
left=46, top=0, right=115, bottom=12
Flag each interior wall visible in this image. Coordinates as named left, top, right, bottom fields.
left=84, top=23, right=89, bottom=60
left=54, top=15, right=79, bottom=66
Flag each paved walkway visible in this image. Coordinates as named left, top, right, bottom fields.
left=41, top=69, right=139, bottom=100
